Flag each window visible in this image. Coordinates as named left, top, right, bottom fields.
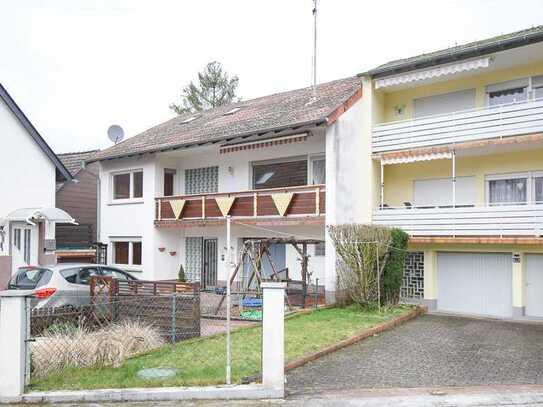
left=414, top=176, right=476, bottom=207
left=535, top=176, right=543, bottom=204
left=413, top=89, right=476, bottom=118
left=23, top=229, right=31, bottom=264
left=112, top=170, right=143, bottom=200
left=252, top=157, right=307, bottom=189
left=164, top=169, right=176, bottom=197
left=533, top=75, right=543, bottom=101
left=488, top=177, right=527, bottom=205
left=315, top=242, right=325, bottom=256
left=111, top=239, right=142, bottom=267
left=310, top=156, right=326, bottom=185
left=486, top=79, right=529, bottom=107
left=13, top=228, right=21, bottom=250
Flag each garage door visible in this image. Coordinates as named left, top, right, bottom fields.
left=526, top=254, right=543, bottom=318
left=437, top=252, right=512, bottom=317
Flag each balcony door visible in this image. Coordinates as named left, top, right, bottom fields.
left=413, top=89, right=475, bottom=118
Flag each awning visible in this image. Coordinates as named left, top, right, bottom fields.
left=381, top=151, right=453, bottom=165
left=3, top=207, right=77, bottom=225
left=375, top=57, right=491, bottom=89
left=219, top=133, right=309, bottom=154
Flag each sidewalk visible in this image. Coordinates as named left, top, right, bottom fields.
left=73, top=385, right=543, bottom=406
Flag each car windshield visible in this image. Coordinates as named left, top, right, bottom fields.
left=8, top=267, right=52, bottom=289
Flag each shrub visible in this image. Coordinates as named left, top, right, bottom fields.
left=381, top=228, right=409, bottom=304
left=327, top=224, right=392, bottom=308
left=31, top=320, right=165, bottom=377
left=178, top=264, right=186, bottom=282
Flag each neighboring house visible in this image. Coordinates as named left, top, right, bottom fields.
left=89, top=77, right=363, bottom=302
left=56, top=150, right=99, bottom=263
left=0, top=83, right=75, bottom=289
left=359, top=26, right=543, bottom=319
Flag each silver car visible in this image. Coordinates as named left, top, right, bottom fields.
left=7, top=263, right=138, bottom=309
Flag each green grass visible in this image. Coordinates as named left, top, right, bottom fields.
left=29, top=304, right=413, bottom=391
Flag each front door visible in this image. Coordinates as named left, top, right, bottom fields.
left=10, top=222, right=38, bottom=272
left=202, top=238, right=218, bottom=289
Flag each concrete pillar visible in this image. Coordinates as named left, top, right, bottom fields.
left=423, top=250, right=437, bottom=311
left=261, top=282, right=285, bottom=395
left=0, top=290, right=31, bottom=398
left=512, top=252, right=525, bottom=317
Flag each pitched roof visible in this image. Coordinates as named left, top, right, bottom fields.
left=0, top=83, right=72, bottom=181
left=58, top=150, right=99, bottom=176
left=90, top=77, right=362, bottom=162
left=362, top=25, right=543, bottom=78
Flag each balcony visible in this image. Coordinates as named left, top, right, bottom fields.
left=155, top=184, right=325, bottom=227
left=372, top=99, right=543, bottom=153
left=373, top=204, right=543, bottom=237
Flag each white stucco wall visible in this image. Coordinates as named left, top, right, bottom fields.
left=324, top=97, right=365, bottom=301
left=0, top=98, right=56, bottom=257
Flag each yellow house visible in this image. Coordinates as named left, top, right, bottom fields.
left=359, top=26, right=543, bottom=319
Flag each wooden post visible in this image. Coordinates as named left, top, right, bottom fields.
left=201, top=196, right=206, bottom=219
left=315, top=187, right=320, bottom=215
left=157, top=199, right=162, bottom=221
left=253, top=193, right=258, bottom=217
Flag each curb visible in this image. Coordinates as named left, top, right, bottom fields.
left=285, top=305, right=427, bottom=372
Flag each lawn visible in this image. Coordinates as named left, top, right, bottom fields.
left=30, top=304, right=414, bottom=391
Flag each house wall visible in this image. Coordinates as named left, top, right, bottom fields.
left=0, top=96, right=56, bottom=285
left=155, top=132, right=326, bottom=196
left=382, top=147, right=543, bottom=207
left=324, top=96, right=365, bottom=302
left=380, top=60, right=543, bottom=123
left=98, top=155, right=157, bottom=280
left=56, top=163, right=98, bottom=244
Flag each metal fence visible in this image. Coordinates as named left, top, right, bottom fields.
left=25, top=278, right=262, bottom=388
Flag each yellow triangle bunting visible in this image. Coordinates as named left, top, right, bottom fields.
left=169, top=199, right=186, bottom=219
left=271, top=193, right=293, bottom=216
left=215, top=196, right=236, bottom=217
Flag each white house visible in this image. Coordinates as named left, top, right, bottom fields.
left=0, top=83, right=75, bottom=289
left=89, top=77, right=364, bottom=302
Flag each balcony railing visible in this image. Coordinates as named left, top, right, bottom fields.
left=373, top=204, right=543, bottom=237
left=155, top=184, right=325, bottom=223
left=372, top=99, right=543, bottom=153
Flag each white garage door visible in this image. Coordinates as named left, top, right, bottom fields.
left=526, top=254, right=543, bottom=318
left=437, top=252, right=512, bottom=317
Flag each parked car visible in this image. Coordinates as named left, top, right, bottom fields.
left=7, top=263, right=138, bottom=309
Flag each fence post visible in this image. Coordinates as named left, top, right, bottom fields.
left=261, top=282, right=285, bottom=395
left=0, top=290, right=31, bottom=399
left=171, top=293, right=177, bottom=343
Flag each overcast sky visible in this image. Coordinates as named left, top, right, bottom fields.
left=2, top=0, right=543, bottom=153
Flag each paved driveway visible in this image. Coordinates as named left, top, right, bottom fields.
left=287, top=314, right=543, bottom=395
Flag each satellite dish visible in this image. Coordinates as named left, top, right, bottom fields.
left=107, top=124, right=125, bottom=144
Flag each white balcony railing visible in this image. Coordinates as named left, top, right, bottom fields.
left=373, top=204, right=543, bottom=237
left=372, top=99, right=543, bottom=153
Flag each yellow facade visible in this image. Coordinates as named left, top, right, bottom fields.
left=379, top=60, right=543, bottom=123
left=382, top=148, right=543, bottom=207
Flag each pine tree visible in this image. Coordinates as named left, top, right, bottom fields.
left=170, top=61, right=239, bottom=114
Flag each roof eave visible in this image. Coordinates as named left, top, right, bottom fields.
left=359, top=29, right=543, bottom=79
left=87, top=118, right=328, bottom=163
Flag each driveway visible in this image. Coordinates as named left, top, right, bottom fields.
left=287, top=314, right=543, bottom=395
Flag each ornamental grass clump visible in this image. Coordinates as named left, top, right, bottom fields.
left=31, top=320, right=165, bottom=377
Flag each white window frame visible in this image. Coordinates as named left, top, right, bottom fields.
left=110, top=169, right=144, bottom=204
left=484, top=171, right=543, bottom=205
left=485, top=76, right=543, bottom=106
left=309, top=154, right=326, bottom=185
left=109, top=237, right=142, bottom=271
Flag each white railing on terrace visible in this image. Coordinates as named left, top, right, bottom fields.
left=372, top=98, right=543, bottom=153
left=373, top=203, right=543, bottom=237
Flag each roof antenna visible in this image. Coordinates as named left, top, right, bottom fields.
left=312, top=0, right=317, bottom=97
